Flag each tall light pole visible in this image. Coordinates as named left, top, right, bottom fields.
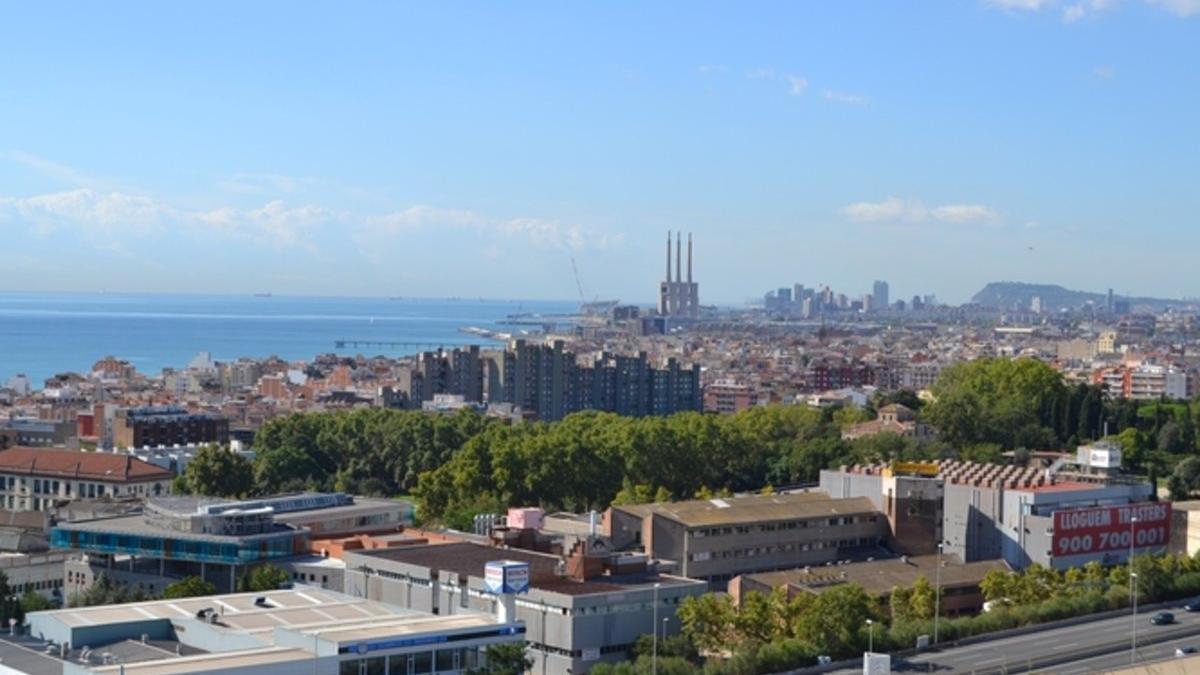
left=652, top=582, right=660, bottom=675
left=866, top=619, right=875, bottom=654
left=934, top=542, right=944, bottom=646
left=1130, top=572, right=1139, bottom=666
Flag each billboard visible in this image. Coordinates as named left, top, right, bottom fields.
left=484, top=560, right=531, bottom=595
left=886, top=461, right=940, bottom=477
left=1052, top=503, right=1171, bottom=558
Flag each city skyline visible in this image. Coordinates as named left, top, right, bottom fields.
left=2, top=2, right=1199, bottom=304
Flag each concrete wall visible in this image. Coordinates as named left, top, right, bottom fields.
left=819, top=471, right=884, bottom=510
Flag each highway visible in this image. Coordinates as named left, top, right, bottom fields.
left=827, top=600, right=1200, bottom=674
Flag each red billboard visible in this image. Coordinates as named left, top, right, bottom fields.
left=1052, top=503, right=1171, bottom=558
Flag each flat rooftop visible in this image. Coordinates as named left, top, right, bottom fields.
left=615, top=491, right=878, bottom=528
left=353, top=542, right=701, bottom=596
left=743, top=554, right=1011, bottom=597
left=36, top=588, right=397, bottom=631
left=84, top=646, right=313, bottom=675
left=55, top=513, right=298, bottom=543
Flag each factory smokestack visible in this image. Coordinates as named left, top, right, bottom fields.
left=687, top=232, right=693, bottom=283
left=675, top=231, right=682, bottom=283
left=665, top=231, right=671, bottom=281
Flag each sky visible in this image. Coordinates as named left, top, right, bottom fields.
left=0, top=1, right=1197, bottom=306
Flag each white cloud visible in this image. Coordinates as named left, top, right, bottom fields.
left=1146, top=0, right=1200, bottom=15
left=786, top=75, right=809, bottom=96
left=930, top=204, right=1000, bottom=223
left=823, top=89, right=868, bottom=105
left=987, top=0, right=1053, bottom=10
left=745, top=67, right=776, bottom=80
left=1093, top=65, right=1115, bottom=78
left=1063, top=0, right=1116, bottom=21
left=0, top=189, right=167, bottom=235
left=696, top=64, right=728, bottom=76
left=842, top=197, right=999, bottom=225
left=843, top=197, right=927, bottom=223
left=1063, top=3, right=1088, bottom=20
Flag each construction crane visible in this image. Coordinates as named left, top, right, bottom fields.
left=570, top=256, right=588, bottom=304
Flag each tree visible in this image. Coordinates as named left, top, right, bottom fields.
left=1158, top=422, right=1186, bottom=454
left=19, top=591, right=56, bottom=614
left=908, top=576, right=936, bottom=620
left=182, top=444, right=253, bottom=498
left=240, top=564, right=290, bottom=592
left=677, top=594, right=736, bottom=654
left=889, top=585, right=913, bottom=623
left=163, top=576, right=216, bottom=599
left=468, top=643, right=532, bottom=675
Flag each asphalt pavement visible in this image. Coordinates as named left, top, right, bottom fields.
left=827, top=600, right=1200, bottom=674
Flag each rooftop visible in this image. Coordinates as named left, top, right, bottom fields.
left=0, top=447, right=173, bottom=483
left=741, top=554, right=1011, bottom=597
left=614, top=491, right=878, bottom=528
left=352, top=541, right=699, bottom=596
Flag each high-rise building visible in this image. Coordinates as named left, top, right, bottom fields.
left=502, top=339, right=701, bottom=421
left=658, top=231, right=700, bottom=319
left=872, top=280, right=890, bottom=311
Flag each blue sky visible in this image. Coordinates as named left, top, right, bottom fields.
left=1, top=1, right=1197, bottom=305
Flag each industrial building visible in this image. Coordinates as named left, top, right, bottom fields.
left=51, top=493, right=412, bottom=595
left=658, top=231, right=700, bottom=319
left=820, top=447, right=1159, bottom=571
left=730, top=553, right=1009, bottom=616
left=20, top=586, right=525, bottom=675
left=342, top=539, right=706, bottom=675
left=607, top=491, right=889, bottom=590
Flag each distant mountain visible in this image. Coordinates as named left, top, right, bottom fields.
left=971, top=282, right=1193, bottom=311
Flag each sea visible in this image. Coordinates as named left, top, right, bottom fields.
left=0, top=292, right=578, bottom=386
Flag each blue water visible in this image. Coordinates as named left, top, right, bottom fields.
left=0, top=293, right=577, bottom=386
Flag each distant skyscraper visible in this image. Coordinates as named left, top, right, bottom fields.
left=1107, top=288, right=1115, bottom=314
left=872, top=280, right=890, bottom=312
left=659, top=231, right=700, bottom=319
left=1031, top=295, right=1043, bottom=314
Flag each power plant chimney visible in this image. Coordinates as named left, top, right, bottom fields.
left=687, top=232, right=693, bottom=284
left=665, top=231, right=671, bottom=282
left=675, top=231, right=682, bottom=283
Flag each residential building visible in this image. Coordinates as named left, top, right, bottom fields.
left=607, top=492, right=888, bottom=590
left=0, top=418, right=74, bottom=447
left=112, top=406, right=230, bottom=449
left=1093, top=364, right=1189, bottom=400
left=872, top=280, right=889, bottom=311
left=0, top=447, right=174, bottom=511
left=703, top=379, right=759, bottom=413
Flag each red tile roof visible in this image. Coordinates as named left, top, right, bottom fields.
left=0, top=447, right=173, bottom=482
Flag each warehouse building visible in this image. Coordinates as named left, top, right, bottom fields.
left=821, top=451, right=1158, bottom=571
left=607, top=491, right=889, bottom=589
left=22, top=586, right=525, bottom=675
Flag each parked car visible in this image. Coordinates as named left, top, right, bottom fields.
left=1176, top=647, right=1198, bottom=657
left=1151, top=612, right=1176, bottom=626
left=1185, top=598, right=1200, bottom=612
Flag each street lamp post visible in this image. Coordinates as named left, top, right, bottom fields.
left=1129, top=515, right=1139, bottom=666
left=652, top=583, right=660, bottom=675
left=1130, top=572, right=1139, bottom=666
left=866, top=619, right=875, bottom=654
left=934, top=542, right=944, bottom=646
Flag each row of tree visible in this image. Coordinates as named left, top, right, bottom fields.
left=174, top=357, right=1200, bottom=524
left=595, top=550, right=1200, bottom=674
